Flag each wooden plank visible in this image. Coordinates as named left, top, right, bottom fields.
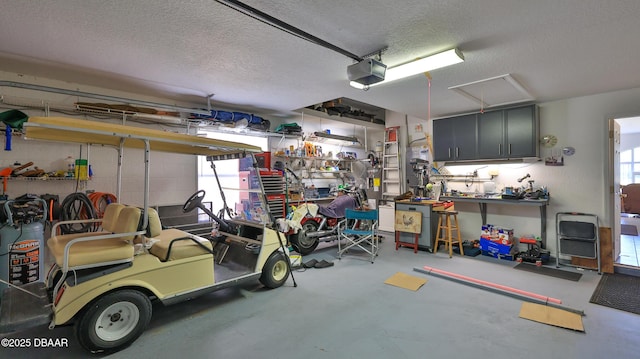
left=571, top=227, right=613, bottom=273
left=384, top=272, right=427, bottom=291
left=519, top=302, right=584, bottom=332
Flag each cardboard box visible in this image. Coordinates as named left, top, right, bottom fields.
left=480, top=224, right=514, bottom=245
left=481, top=224, right=495, bottom=240
left=497, top=228, right=514, bottom=245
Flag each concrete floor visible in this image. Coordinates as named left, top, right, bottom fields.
left=3, top=232, right=640, bottom=359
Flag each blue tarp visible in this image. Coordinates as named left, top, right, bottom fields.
left=191, top=110, right=264, bottom=124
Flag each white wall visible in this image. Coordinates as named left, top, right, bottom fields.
left=542, top=86, right=640, bottom=228
left=620, top=132, right=640, bottom=152
left=0, top=71, right=198, bottom=206
left=1, top=72, right=386, bottom=208
left=267, top=111, right=385, bottom=190
left=386, top=87, right=640, bottom=254
left=268, top=111, right=385, bottom=153
left=5, top=69, right=640, bottom=255
left=3, top=130, right=198, bottom=207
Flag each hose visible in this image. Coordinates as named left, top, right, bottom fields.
left=59, top=192, right=97, bottom=234
left=87, top=192, right=118, bottom=217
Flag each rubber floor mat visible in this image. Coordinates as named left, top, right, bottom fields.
left=513, top=262, right=582, bottom=281
left=590, top=273, right=640, bottom=315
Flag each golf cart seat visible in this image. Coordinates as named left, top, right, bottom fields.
left=48, top=206, right=140, bottom=269
left=47, top=203, right=126, bottom=251
left=145, top=208, right=213, bottom=261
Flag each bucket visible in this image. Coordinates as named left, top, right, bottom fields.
left=375, top=141, right=383, bottom=153
left=432, top=184, right=442, bottom=201
left=483, top=181, right=496, bottom=194
left=367, top=199, right=377, bottom=209
left=75, top=159, right=89, bottom=180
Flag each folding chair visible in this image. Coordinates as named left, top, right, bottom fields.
left=337, top=208, right=379, bottom=263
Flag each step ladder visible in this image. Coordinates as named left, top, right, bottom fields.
left=382, top=126, right=402, bottom=203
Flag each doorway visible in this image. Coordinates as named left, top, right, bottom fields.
left=611, top=116, right=640, bottom=268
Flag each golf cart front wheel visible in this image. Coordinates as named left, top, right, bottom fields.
left=260, top=251, right=290, bottom=289
left=75, top=289, right=152, bottom=354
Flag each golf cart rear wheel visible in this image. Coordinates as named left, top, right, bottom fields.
left=290, top=220, right=319, bottom=255
left=75, top=290, right=152, bottom=353
left=260, top=251, right=290, bottom=289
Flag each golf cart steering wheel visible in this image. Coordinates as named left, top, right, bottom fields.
left=183, top=190, right=205, bottom=213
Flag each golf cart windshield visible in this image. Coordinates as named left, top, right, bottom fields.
left=204, top=155, right=278, bottom=227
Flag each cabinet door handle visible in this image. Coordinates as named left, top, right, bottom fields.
left=456, top=147, right=459, bottom=158
left=498, top=143, right=502, bottom=155
left=508, top=144, right=512, bottom=154
left=448, top=148, right=451, bottom=158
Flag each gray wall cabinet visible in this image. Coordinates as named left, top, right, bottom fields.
left=433, top=114, right=478, bottom=162
left=434, top=104, right=539, bottom=162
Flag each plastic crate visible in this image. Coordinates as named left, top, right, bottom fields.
left=453, top=245, right=481, bottom=257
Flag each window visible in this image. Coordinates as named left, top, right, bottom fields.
left=620, top=148, right=640, bottom=185
left=197, top=131, right=268, bottom=218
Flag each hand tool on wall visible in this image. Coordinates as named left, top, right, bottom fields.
left=4, top=124, right=11, bottom=151
left=517, top=173, right=531, bottom=183
left=20, top=167, right=45, bottom=177
left=11, top=161, right=34, bottom=176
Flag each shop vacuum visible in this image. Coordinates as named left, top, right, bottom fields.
left=0, top=196, right=47, bottom=300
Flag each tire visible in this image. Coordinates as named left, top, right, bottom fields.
left=75, top=290, right=152, bottom=354
left=290, top=220, right=319, bottom=255
left=260, top=251, right=290, bottom=289
left=46, top=267, right=63, bottom=302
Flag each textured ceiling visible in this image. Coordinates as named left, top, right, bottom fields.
left=1, top=1, right=640, bottom=122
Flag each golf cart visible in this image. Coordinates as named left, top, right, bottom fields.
left=0, top=116, right=292, bottom=354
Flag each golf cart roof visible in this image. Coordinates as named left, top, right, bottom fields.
left=23, top=116, right=262, bottom=158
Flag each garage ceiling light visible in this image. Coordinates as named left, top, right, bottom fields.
left=350, top=48, right=464, bottom=89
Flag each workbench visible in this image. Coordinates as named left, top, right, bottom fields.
left=439, top=196, right=550, bottom=248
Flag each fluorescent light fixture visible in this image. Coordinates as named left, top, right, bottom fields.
left=350, top=48, right=464, bottom=89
